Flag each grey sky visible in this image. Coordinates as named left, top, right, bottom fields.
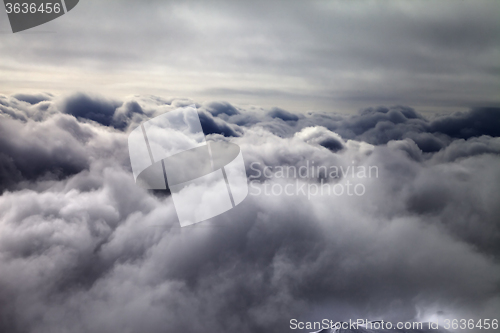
left=1, top=0, right=499, bottom=114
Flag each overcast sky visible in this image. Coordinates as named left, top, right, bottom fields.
left=1, top=0, right=499, bottom=114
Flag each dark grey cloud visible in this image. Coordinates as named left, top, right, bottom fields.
left=198, top=110, right=241, bottom=137
left=204, top=101, right=240, bottom=117
left=0, top=115, right=89, bottom=192
left=0, top=1, right=498, bottom=112
left=61, top=93, right=124, bottom=128
left=268, top=107, right=301, bottom=122
left=295, top=126, right=345, bottom=153
left=204, top=103, right=500, bottom=162
left=0, top=94, right=499, bottom=333
left=112, top=100, right=145, bottom=130
left=12, top=93, right=53, bottom=105
left=430, top=108, right=500, bottom=139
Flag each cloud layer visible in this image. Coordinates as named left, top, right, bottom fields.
left=1, top=0, right=499, bottom=112
left=0, top=93, right=499, bottom=333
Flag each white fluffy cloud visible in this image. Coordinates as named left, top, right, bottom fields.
left=0, top=93, right=499, bottom=333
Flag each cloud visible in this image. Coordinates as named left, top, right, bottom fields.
left=225, top=105, right=500, bottom=154
left=268, top=107, right=301, bottom=122
left=204, top=101, right=240, bottom=117
left=12, top=93, right=53, bottom=105
left=0, top=94, right=499, bottom=333
left=1, top=1, right=499, bottom=112
left=112, top=100, right=145, bottom=130
left=430, top=108, right=500, bottom=139
left=198, top=110, right=241, bottom=137
left=0, top=115, right=90, bottom=192
left=295, top=126, right=345, bottom=152
left=61, top=93, right=124, bottom=128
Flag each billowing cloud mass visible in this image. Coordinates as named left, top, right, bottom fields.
left=0, top=93, right=499, bottom=333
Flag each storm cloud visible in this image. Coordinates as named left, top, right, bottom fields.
left=0, top=0, right=499, bottom=113
left=0, top=93, right=499, bottom=333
